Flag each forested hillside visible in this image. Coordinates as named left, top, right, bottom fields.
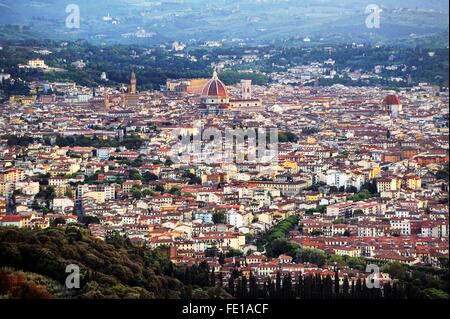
left=0, top=226, right=230, bottom=299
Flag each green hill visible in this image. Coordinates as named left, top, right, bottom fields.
left=0, top=226, right=230, bottom=299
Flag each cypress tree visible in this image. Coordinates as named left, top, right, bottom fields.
left=183, top=285, right=192, bottom=299
left=249, top=273, right=258, bottom=298
left=355, top=278, right=363, bottom=299
left=334, top=270, right=340, bottom=298
left=241, top=276, right=248, bottom=299
left=324, top=275, right=333, bottom=299
left=342, top=277, right=350, bottom=299
left=228, top=276, right=235, bottom=296
left=263, top=279, right=269, bottom=298
left=304, top=275, right=312, bottom=299
left=219, top=253, right=225, bottom=265
left=373, top=286, right=382, bottom=299
left=383, top=282, right=392, bottom=299
left=318, top=274, right=324, bottom=299
left=362, top=279, right=370, bottom=299
left=184, top=267, right=192, bottom=285
left=210, top=268, right=216, bottom=287
left=295, top=274, right=303, bottom=299
left=313, top=274, right=323, bottom=299
left=282, top=274, right=293, bottom=299
left=268, top=279, right=275, bottom=299
left=393, top=282, right=399, bottom=299
left=275, top=271, right=282, bottom=298
left=236, top=278, right=243, bottom=298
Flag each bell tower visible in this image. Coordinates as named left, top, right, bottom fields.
left=130, top=71, right=137, bottom=94
left=241, top=79, right=252, bottom=100
left=104, top=92, right=110, bottom=110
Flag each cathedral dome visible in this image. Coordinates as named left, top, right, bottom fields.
left=201, top=70, right=229, bottom=98
left=384, top=95, right=401, bottom=105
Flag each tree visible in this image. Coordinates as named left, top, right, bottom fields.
left=44, top=186, right=56, bottom=201
left=249, top=273, right=258, bottom=298
left=303, top=275, right=312, bottom=299
left=334, top=270, right=340, bottom=298
left=192, top=288, right=209, bottom=299
left=295, top=247, right=327, bottom=267
left=210, top=269, right=216, bottom=287
left=225, top=249, right=243, bottom=258
left=212, top=211, right=226, bottom=224
left=275, top=272, right=282, bottom=298
left=352, top=209, right=364, bottom=217
left=131, top=190, right=142, bottom=200
left=205, top=247, right=219, bottom=257
left=241, top=276, right=248, bottom=298
left=310, top=230, right=324, bottom=236
left=423, top=288, right=449, bottom=299
left=227, top=277, right=235, bottom=296
left=265, top=239, right=298, bottom=258
left=355, top=278, right=363, bottom=298
left=218, top=253, right=225, bottom=266
left=266, top=278, right=275, bottom=298
left=81, top=216, right=100, bottom=225
left=383, top=262, right=406, bottom=280
left=168, top=187, right=181, bottom=196
left=346, top=186, right=358, bottom=193
left=278, top=131, right=299, bottom=143
left=342, top=277, right=350, bottom=299
left=218, top=272, right=224, bottom=288
left=51, top=217, right=66, bottom=227
left=295, top=274, right=303, bottom=298
left=282, top=274, right=292, bottom=298
left=323, top=275, right=333, bottom=299
left=141, top=189, right=154, bottom=197
left=129, top=171, right=142, bottom=181
left=164, top=159, right=174, bottom=167
left=142, top=171, right=158, bottom=183
left=435, top=165, right=449, bottom=181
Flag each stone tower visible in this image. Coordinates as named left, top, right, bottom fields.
left=104, top=92, right=110, bottom=110
left=241, top=79, right=252, bottom=100
left=130, top=71, right=137, bottom=94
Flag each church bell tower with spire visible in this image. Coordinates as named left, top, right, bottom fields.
left=130, top=70, right=137, bottom=94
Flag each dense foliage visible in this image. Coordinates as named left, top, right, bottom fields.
left=0, top=40, right=448, bottom=97
left=226, top=270, right=403, bottom=299
left=1, top=134, right=144, bottom=150
left=0, top=227, right=230, bottom=299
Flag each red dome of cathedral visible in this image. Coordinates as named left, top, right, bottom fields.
left=384, top=95, right=401, bottom=105
left=201, top=70, right=229, bottom=98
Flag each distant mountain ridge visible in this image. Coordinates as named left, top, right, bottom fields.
left=0, top=0, right=448, bottom=45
